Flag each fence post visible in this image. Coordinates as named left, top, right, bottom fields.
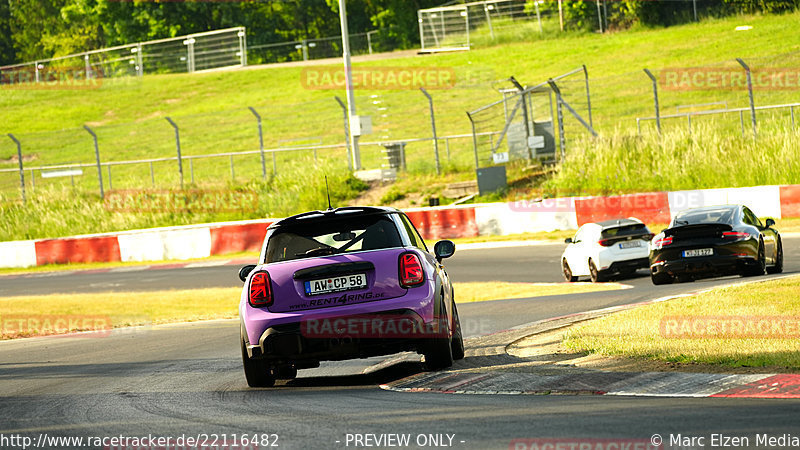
left=596, top=0, right=603, bottom=33
left=736, top=58, right=757, bottom=140
left=7, top=134, right=25, bottom=204
left=335, top=96, right=353, bottom=171
left=466, top=112, right=480, bottom=169
left=582, top=65, right=593, bottom=130
left=248, top=106, right=269, bottom=179
left=136, top=44, right=144, bottom=76
left=107, top=165, right=112, bottom=190
left=484, top=3, right=495, bottom=40
left=238, top=28, right=247, bottom=67
left=150, top=161, right=155, bottom=186
left=83, top=125, right=104, bottom=199
left=165, top=117, right=184, bottom=188
left=547, top=81, right=566, bottom=161
left=509, top=76, right=533, bottom=159
left=230, top=155, right=235, bottom=180
left=420, top=87, right=441, bottom=175
left=643, top=68, right=661, bottom=134
left=534, top=0, right=543, bottom=36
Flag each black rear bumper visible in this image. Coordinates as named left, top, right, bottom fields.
left=608, top=258, right=649, bottom=273
left=651, top=255, right=757, bottom=278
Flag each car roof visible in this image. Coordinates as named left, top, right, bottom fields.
left=675, top=205, right=740, bottom=216
left=594, top=218, right=643, bottom=229
left=269, top=206, right=401, bottom=229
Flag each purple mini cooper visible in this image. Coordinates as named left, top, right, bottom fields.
left=238, top=207, right=464, bottom=387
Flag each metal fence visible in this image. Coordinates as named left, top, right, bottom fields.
left=418, top=0, right=549, bottom=52
left=0, top=27, right=247, bottom=84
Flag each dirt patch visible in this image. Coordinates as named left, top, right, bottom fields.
left=348, top=181, right=428, bottom=209
left=1, top=153, right=38, bottom=164
left=508, top=325, right=798, bottom=375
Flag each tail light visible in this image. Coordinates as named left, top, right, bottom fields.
left=723, top=231, right=750, bottom=240
left=399, top=252, right=425, bottom=287
left=598, top=239, right=614, bottom=247
left=652, top=236, right=673, bottom=248
left=248, top=271, right=273, bottom=307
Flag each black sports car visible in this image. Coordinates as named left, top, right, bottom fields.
left=649, top=205, right=783, bottom=285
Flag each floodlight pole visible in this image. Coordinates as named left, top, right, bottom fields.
left=339, top=0, right=361, bottom=170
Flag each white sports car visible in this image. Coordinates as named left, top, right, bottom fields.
left=561, top=218, right=654, bottom=283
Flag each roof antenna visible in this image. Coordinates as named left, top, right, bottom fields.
left=325, top=176, right=333, bottom=210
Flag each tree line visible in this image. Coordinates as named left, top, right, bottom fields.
left=1, top=0, right=798, bottom=66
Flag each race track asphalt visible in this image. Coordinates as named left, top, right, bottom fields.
left=1, top=239, right=799, bottom=449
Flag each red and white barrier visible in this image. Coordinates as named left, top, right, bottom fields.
left=2, top=183, right=799, bottom=268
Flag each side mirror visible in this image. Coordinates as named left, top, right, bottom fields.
left=239, top=264, right=257, bottom=282
left=564, top=238, right=573, bottom=244
left=433, top=240, right=455, bottom=262
left=765, top=218, right=775, bottom=228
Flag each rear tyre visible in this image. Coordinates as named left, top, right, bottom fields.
left=588, top=259, right=606, bottom=283
left=562, top=259, right=578, bottom=282
left=423, top=298, right=454, bottom=371
left=744, top=241, right=766, bottom=277
left=450, top=302, right=465, bottom=361
left=241, top=333, right=276, bottom=388
left=651, top=272, right=672, bottom=285
left=767, top=238, right=784, bottom=274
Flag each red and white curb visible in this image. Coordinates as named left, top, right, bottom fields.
left=2, top=183, right=799, bottom=268
left=382, top=275, right=800, bottom=399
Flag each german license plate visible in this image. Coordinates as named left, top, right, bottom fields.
left=305, top=273, right=367, bottom=296
left=683, top=248, right=713, bottom=257
left=619, top=241, right=642, bottom=249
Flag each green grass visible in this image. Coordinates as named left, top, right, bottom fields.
left=2, top=12, right=800, bottom=240
left=562, top=276, right=800, bottom=369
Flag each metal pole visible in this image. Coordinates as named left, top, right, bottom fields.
left=583, top=65, right=593, bottom=130
left=165, top=117, right=184, bottom=188
left=547, top=81, right=566, bottom=161
left=230, top=155, right=235, bottom=179
left=792, top=106, right=796, bottom=128
left=535, top=1, right=543, bottom=36
left=83, top=125, right=104, bottom=199
left=367, top=31, right=374, bottom=55
left=687, top=115, right=692, bottom=135
left=558, top=0, right=564, bottom=31
left=445, top=137, right=451, bottom=161
left=338, top=0, right=361, bottom=170
left=248, top=106, right=268, bottom=179
left=136, top=44, right=143, bottom=76
left=740, top=110, right=745, bottom=137
left=484, top=4, right=495, bottom=40
left=420, top=87, right=441, bottom=175
left=335, top=96, right=353, bottom=171
left=643, top=68, right=661, bottom=134
left=150, top=161, right=155, bottom=186
left=467, top=112, right=480, bottom=169
left=107, top=165, right=112, bottom=190
left=596, top=0, right=603, bottom=33
left=190, top=159, right=194, bottom=184
left=693, top=0, right=698, bottom=22
left=84, top=53, right=91, bottom=79
left=510, top=77, right=533, bottom=159
left=30, top=168, right=35, bottom=191
left=8, top=134, right=25, bottom=203
left=736, top=58, right=757, bottom=140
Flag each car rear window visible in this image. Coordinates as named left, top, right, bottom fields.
left=673, top=208, right=735, bottom=226
left=265, top=215, right=403, bottom=263
left=601, top=224, right=649, bottom=239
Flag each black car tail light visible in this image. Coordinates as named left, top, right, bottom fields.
left=399, top=252, right=425, bottom=288
left=653, top=236, right=673, bottom=248
left=723, top=231, right=750, bottom=240
left=249, top=271, right=273, bottom=307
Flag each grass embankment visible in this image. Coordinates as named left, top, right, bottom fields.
left=562, top=277, right=800, bottom=369
left=0, top=281, right=624, bottom=339
left=2, top=12, right=800, bottom=240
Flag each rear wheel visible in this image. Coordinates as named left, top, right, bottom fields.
left=743, top=241, right=766, bottom=277
left=651, top=272, right=673, bottom=285
left=450, top=302, right=465, bottom=361
left=423, top=298, right=454, bottom=371
left=241, top=333, right=275, bottom=388
left=588, top=259, right=606, bottom=283
left=562, top=259, right=578, bottom=282
left=767, top=238, right=784, bottom=274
